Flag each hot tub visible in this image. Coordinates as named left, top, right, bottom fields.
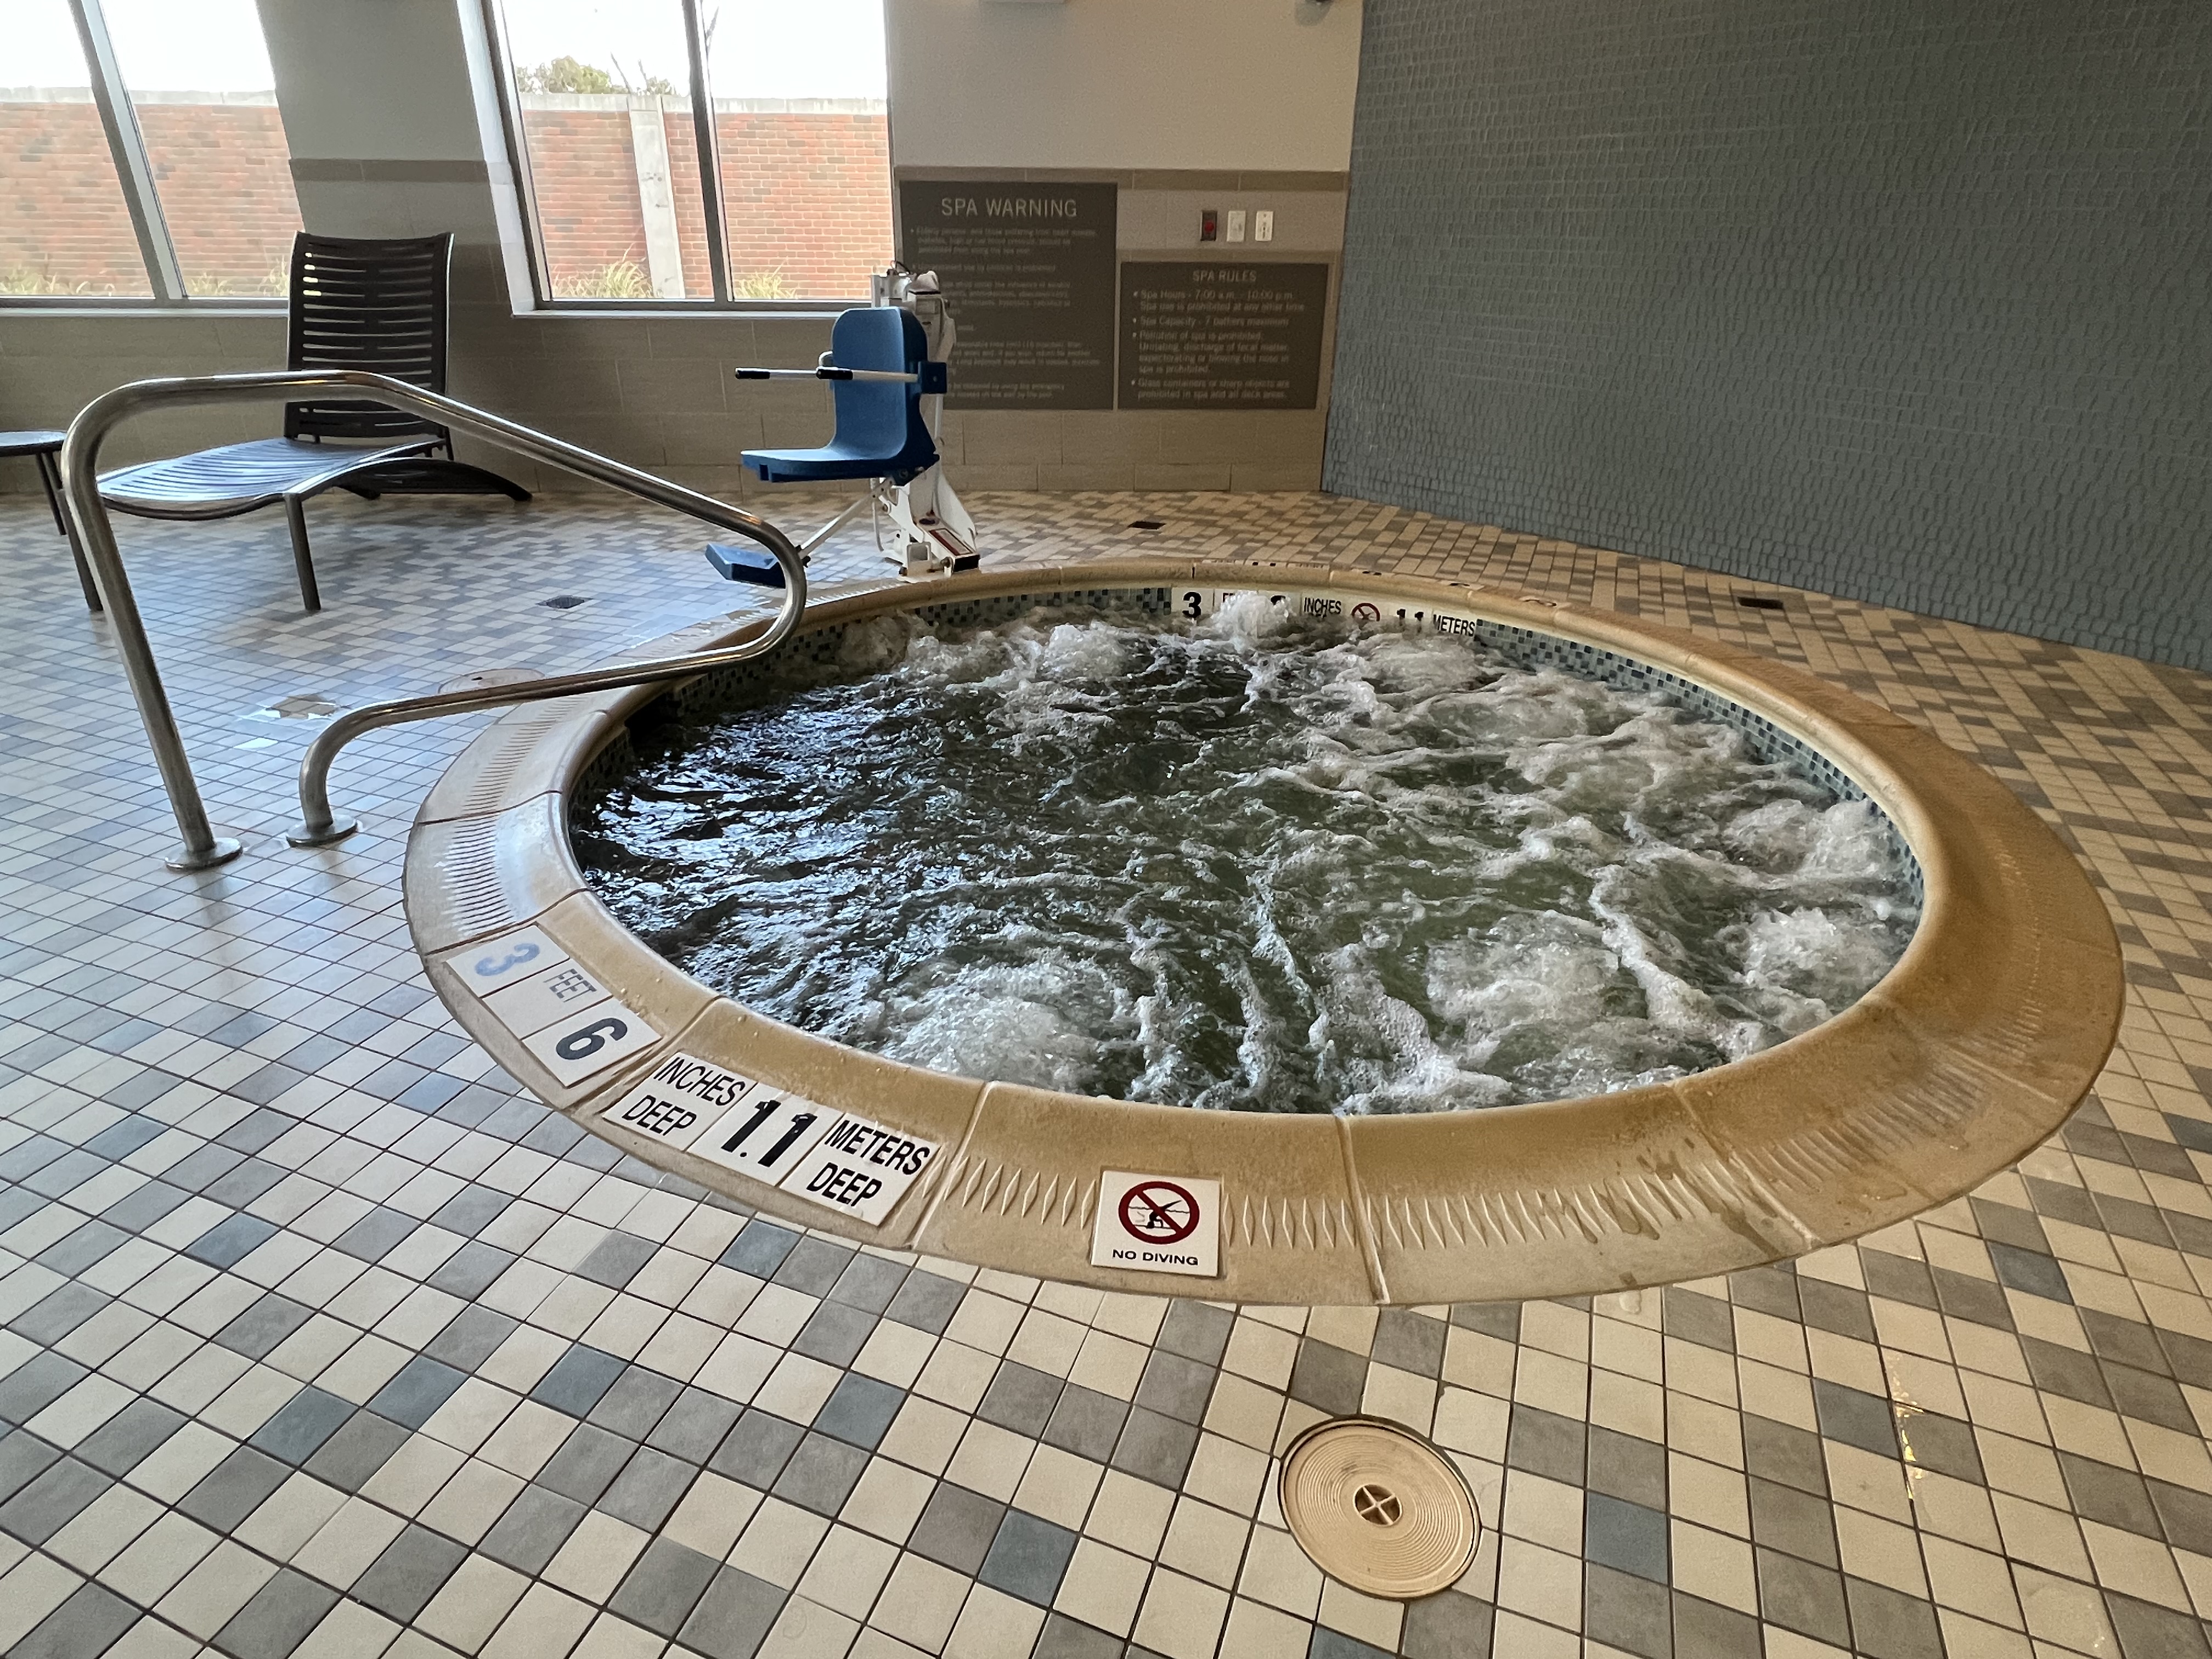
left=403, top=561, right=2121, bottom=1304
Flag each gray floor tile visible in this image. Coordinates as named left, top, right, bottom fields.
left=1811, top=1380, right=1898, bottom=1458
left=828, top=1252, right=909, bottom=1314
left=979, top=1508, right=1078, bottom=1606
left=481, top=1482, right=589, bottom=1574
left=650, top=1388, right=744, bottom=1462
left=575, top=1230, right=658, bottom=1289
left=214, top=1568, right=340, bottom=1659
left=720, top=1222, right=799, bottom=1280
left=532, top=1344, right=628, bottom=1416
left=1288, top=1337, right=1366, bottom=1417
left=710, top=1410, right=805, bottom=1488
left=250, top=1386, right=353, bottom=1464
left=815, top=1373, right=904, bottom=1450
left=1506, top=1404, right=1586, bottom=1483
left=10, top=1583, right=140, bottom=1659
left=1111, top=1407, right=1199, bottom=1488
left=215, top=1293, right=315, bottom=1361
left=0, top=1456, right=108, bottom=1544
left=589, top=1367, right=683, bottom=1441
left=1402, top=1590, right=1494, bottom=1658
left=793, top=1299, right=876, bottom=1368
left=368, top=1355, right=468, bottom=1430
left=1587, top=1491, right=1670, bottom=1582
left=883, top=1269, right=964, bottom=1334
left=677, top=1565, right=786, bottom=1659
left=1043, top=1386, right=1127, bottom=1463
left=910, top=1481, right=1006, bottom=1575
left=770, top=1432, right=868, bottom=1517
left=1756, top=1547, right=1852, bottom=1646
left=1132, top=1350, right=1216, bottom=1426
left=353, top=1524, right=470, bottom=1622
left=1032, top=1613, right=1125, bottom=1659
left=978, top=1363, right=1062, bottom=1439
left=184, top=1212, right=280, bottom=1269
left=1844, top=1576, right=1945, bottom=1659
left=1156, top=1301, right=1234, bottom=1367
left=1370, top=1308, right=1446, bottom=1377
left=77, top=1398, right=188, bottom=1478
left=302, top=1410, right=409, bottom=1492
left=540, top=1421, right=640, bottom=1505
left=0, top=1353, right=88, bottom=1423
left=1585, top=1562, right=1671, bottom=1659
left=180, top=1446, right=291, bottom=1532
left=600, top=1444, right=696, bottom=1530
left=609, top=1537, right=723, bottom=1636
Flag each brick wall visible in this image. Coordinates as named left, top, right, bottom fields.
left=1, top=98, right=302, bottom=295
left=0, top=100, right=150, bottom=295
left=1326, top=0, right=2212, bottom=671
left=2, top=94, right=890, bottom=303
left=717, top=112, right=891, bottom=298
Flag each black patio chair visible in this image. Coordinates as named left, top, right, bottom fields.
left=98, top=232, right=529, bottom=613
left=2, top=429, right=103, bottom=610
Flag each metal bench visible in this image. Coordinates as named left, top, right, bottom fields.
left=97, top=232, right=529, bottom=612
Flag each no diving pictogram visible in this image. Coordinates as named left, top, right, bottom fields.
left=1092, top=1170, right=1222, bottom=1277
left=1119, top=1180, right=1200, bottom=1245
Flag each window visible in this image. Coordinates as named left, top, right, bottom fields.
left=0, top=0, right=301, bottom=303
left=488, top=0, right=893, bottom=306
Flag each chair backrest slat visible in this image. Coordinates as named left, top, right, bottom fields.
left=284, top=233, right=455, bottom=445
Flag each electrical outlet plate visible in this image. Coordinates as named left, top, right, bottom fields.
left=1254, top=208, right=1275, bottom=242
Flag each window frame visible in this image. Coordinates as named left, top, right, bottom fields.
left=2, top=0, right=291, bottom=310
left=478, top=0, right=889, bottom=311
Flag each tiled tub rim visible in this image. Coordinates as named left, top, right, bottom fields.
left=399, top=559, right=2125, bottom=1307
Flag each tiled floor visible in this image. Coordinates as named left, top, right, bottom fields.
left=1, top=484, right=2209, bottom=1659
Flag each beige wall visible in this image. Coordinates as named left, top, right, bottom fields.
left=2, top=0, right=1359, bottom=497
left=887, top=0, right=1360, bottom=173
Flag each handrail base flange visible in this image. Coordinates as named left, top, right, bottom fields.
left=287, top=821, right=360, bottom=849
left=167, top=837, right=244, bottom=872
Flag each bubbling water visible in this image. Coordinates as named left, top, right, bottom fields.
left=574, top=596, right=1918, bottom=1113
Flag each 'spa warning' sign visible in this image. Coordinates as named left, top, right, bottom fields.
left=1090, top=1170, right=1222, bottom=1278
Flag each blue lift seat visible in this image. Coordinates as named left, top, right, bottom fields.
left=740, top=307, right=939, bottom=485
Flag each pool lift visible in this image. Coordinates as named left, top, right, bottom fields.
left=707, top=264, right=978, bottom=586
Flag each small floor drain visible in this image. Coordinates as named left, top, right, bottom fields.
left=1736, top=593, right=1787, bottom=612
left=541, top=594, right=591, bottom=610
left=1280, top=1418, right=1479, bottom=1599
left=438, top=667, right=545, bottom=695
left=1128, top=518, right=1165, bottom=531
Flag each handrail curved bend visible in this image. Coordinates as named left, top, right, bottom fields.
left=60, top=369, right=806, bottom=868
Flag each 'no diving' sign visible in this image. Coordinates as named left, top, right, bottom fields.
left=1090, top=1170, right=1222, bottom=1278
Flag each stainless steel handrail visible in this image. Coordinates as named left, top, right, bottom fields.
left=61, top=369, right=806, bottom=870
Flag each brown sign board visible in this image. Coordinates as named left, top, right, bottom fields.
left=898, top=179, right=1118, bottom=410
left=1118, top=262, right=1330, bottom=410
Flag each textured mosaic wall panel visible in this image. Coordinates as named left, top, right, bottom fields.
left=1324, top=0, right=2211, bottom=670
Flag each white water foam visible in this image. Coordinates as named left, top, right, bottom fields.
left=581, top=602, right=1920, bottom=1112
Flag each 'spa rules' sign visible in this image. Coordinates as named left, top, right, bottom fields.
left=1090, top=1171, right=1222, bottom=1279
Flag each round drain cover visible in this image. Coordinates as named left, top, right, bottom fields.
left=1279, top=1418, right=1479, bottom=1599
left=438, top=667, right=544, bottom=695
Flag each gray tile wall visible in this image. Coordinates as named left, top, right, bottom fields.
left=1323, top=0, right=2212, bottom=671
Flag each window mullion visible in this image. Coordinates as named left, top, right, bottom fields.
left=69, top=0, right=186, bottom=301
left=681, top=0, right=732, bottom=303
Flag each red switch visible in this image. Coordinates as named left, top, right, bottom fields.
left=1200, top=208, right=1218, bottom=242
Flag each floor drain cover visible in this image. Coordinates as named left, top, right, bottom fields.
left=438, top=667, right=545, bottom=695
left=1279, top=1418, right=1479, bottom=1599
